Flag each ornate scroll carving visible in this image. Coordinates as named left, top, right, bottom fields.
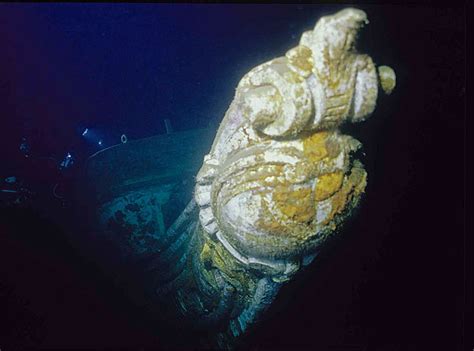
left=155, top=8, right=395, bottom=349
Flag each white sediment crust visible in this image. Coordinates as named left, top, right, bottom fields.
left=316, top=199, right=332, bottom=225
left=333, top=150, right=345, bottom=170
left=195, top=184, right=211, bottom=207
left=352, top=66, right=377, bottom=120
left=203, top=220, right=218, bottom=236
left=261, top=149, right=300, bottom=165
left=306, top=74, right=326, bottom=128
left=223, top=192, right=262, bottom=237
left=199, top=206, right=214, bottom=226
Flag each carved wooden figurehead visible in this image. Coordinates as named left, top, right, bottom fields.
left=93, top=8, right=396, bottom=350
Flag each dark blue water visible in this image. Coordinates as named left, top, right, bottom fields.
left=0, top=4, right=465, bottom=350
left=1, top=4, right=346, bottom=163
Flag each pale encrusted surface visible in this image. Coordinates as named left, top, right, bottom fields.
left=194, top=8, right=395, bottom=283
left=167, top=8, right=395, bottom=348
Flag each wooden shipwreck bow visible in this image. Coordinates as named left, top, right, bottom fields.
left=88, top=7, right=396, bottom=349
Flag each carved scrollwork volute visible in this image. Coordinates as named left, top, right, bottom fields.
left=237, top=56, right=314, bottom=139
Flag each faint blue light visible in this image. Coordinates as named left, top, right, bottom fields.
left=98, top=140, right=103, bottom=146
left=60, top=152, right=74, bottom=169
left=82, top=128, right=88, bottom=136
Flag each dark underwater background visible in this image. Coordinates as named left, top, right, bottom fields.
left=0, top=3, right=466, bottom=350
